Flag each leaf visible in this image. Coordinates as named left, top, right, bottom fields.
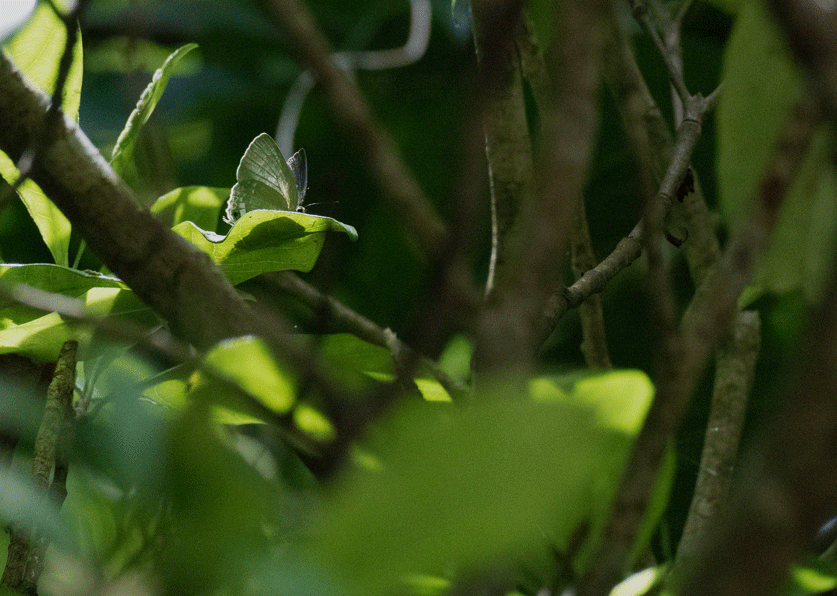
left=717, top=1, right=802, bottom=227
left=718, top=2, right=837, bottom=302
left=529, top=370, right=671, bottom=570
left=2, top=1, right=83, bottom=119
left=110, top=43, right=199, bottom=182
left=150, top=185, right=228, bottom=229
left=0, top=2, right=84, bottom=266
left=173, top=211, right=357, bottom=286
left=0, top=264, right=125, bottom=325
left=314, top=400, right=611, bottom=595
left=189, top=336, right=298, bottom=423
left=0, top=264, right=160, bottom=361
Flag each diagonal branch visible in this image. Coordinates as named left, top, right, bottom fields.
left=579, top=86, right=820, bottom=596
left=260, top=0, right=447, bottom=260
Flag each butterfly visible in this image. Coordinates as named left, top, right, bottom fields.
left=224, top=133, right=308, bottom=225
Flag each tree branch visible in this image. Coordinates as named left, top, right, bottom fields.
left=259, top=0, right=447, bottom=260
left=1, top=340, right=77, bottom=594
left=264, top=271, right=470, bottom=401
left=474, top=11, right=537, bottom=297
left=473, top=0, right=612, bottom=378
left=578, top=85, right=820, bottom=596
left=671, top=310, right=760, bottom=578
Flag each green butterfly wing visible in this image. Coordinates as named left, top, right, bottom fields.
left=224, top=133, right=299, bottom=224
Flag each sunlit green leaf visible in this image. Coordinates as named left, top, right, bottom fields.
left=791, top=560, right=837, bottom=593
left=150, top=186, right=227, bottom=229
left=189, top=336, right=297, bottom=424
left=110, top=43, right=199, bottom=183
left=174, top=211, right=356, bottom=285
left=0, top=266, right=156, bottom=361
left=3, top=1, right=83, bottom=119
left=610, top=566, right=666, bottom=596
left=0, top=2, right=83, bottom=266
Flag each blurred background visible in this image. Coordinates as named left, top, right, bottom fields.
left=2, top=0, right=805, bottom=558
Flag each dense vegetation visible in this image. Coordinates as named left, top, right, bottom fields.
left=1, top=1, right=836, bottom=596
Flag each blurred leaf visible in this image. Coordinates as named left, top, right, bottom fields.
left=716, top=1, right=837, bottom=303
left=188, top=336, right=297, bottom=425
left=110, top=43, right=199, bottom=184
left=789, top=559, right=837, bottom=594
left=528, top=370, right=670, bottom=570
left=752, top=130, right=837, bottom=300
left=717, top=0, right=801, bottom=226
left=610, top=566, right=666, bottom=596
left=160, top=402, right=276, bottom=595
left=437, top=334, right=472, bottom=383
left=150, top=185, right=227, bottom=229
left=85, top=36, right=202, bottom=74
left=174, top=211, right=356, bottom=285
left=313, top=399, right=620, bottom=595
left=0, top=1, right=83, bottom=266
left=571, top=369, right=655, bottom=434
left=0, top=469, right=69, bottom=548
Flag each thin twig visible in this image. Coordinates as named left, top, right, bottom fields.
left=264, top=271, right=471, bottom=401
left=570, top=204, right=612, bottom=369
left=628, top=0, right=689, bottom=105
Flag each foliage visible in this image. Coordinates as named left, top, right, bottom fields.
left=0, top=1, right=835, bottom=596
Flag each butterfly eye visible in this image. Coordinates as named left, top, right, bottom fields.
left=287, top=148, right=308, bottom=204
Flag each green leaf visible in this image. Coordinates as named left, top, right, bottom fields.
left=717, top=1, right=802, bottom=226
left=313, top=398, right=627, bottom=595
left=110, top=43, right=199, bottom=183
left=0, top=264, right=126, bottom=325
left=529, top=370, right=671, bottom=571
left=0, top=264, right=159, bottom=361
left=190, top=336, right=298, bottom=422
left=718, top=2, right=837, bottom=302
left=752, top=130, right=837, bottom=300
left=150, top=186, right=227, bottom=229
left=174, top=211, right=357, bottom=285
left=2, top=1, right=83, bottom=120
left=0, top=2, right=84, bottom=266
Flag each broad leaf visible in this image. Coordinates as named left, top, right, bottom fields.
left=174, top=211, right=357, bottom=285
left=0, top=1, right=83, bottom=266
left=150, top=185, right=227, bottom=229
left=717, top=1, right=837, bottom=303
left=0, top=264, right=159, bottom=361
left=110, top=43, right=199, bottom=184
left=314, top=399, right=614, bottom=595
